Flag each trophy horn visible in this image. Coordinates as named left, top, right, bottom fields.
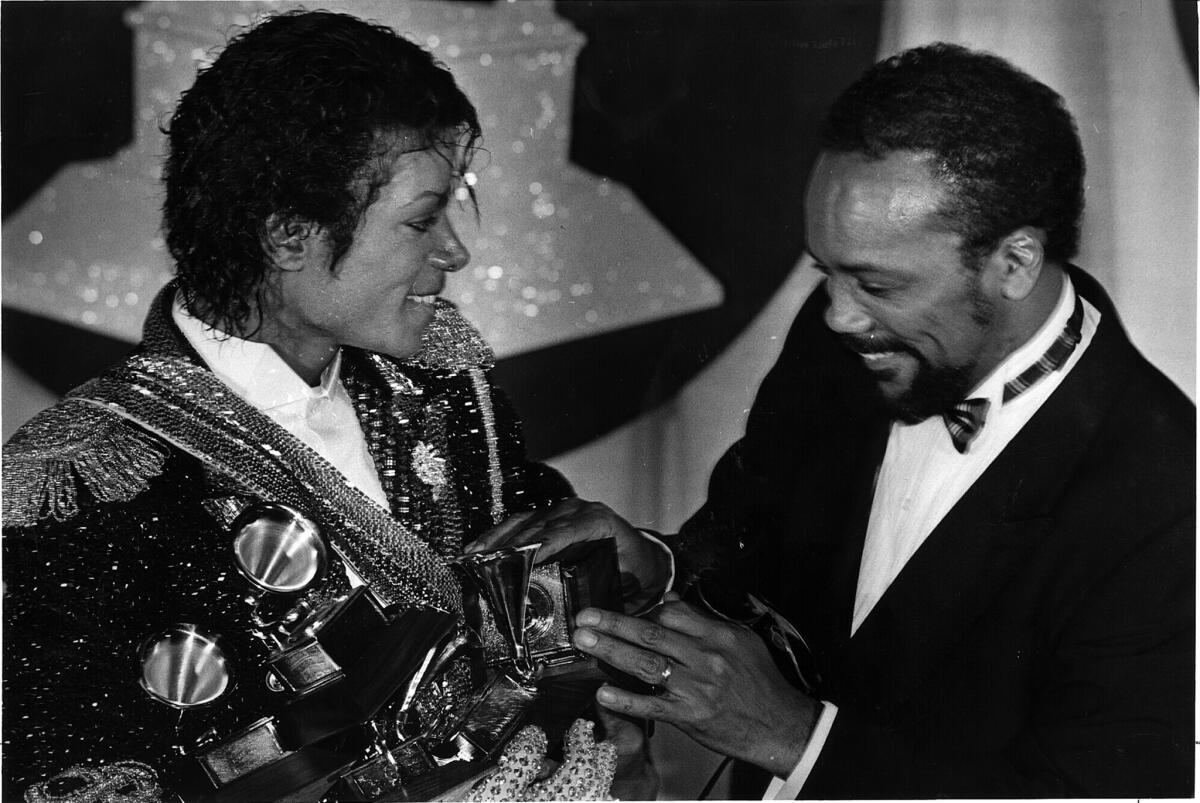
left=139, top=624, right=232, bottom=708
left=454, top=543, right=541, bottom=678
left=230, top=502, right=328, bottom=595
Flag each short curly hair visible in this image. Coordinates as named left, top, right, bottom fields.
left=163, top=10, right=481, bottom=335
left=820, top=42, right=1085, bottom=267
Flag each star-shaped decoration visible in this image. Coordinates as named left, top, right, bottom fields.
left=412, top=441, right=447, bottom=501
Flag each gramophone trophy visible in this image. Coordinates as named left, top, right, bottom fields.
left=230, top=502, right=391, bottom=698
left=137, top=502, right=464, bottom=800
left=135, top=504, right=628, bottom=801
left=339, top=537, right=627, bottom=803
left=453, top=537, right=623, bottom=681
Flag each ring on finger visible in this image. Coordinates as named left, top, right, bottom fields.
left=657, top=658, right=673, bottom=687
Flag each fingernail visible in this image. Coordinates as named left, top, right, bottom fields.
left=574, top=629, right=597, bottom=648
left=575, top=609, right=600, bottom=627
left=596, top=686, right=616, bottom=703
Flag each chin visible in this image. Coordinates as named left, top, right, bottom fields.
left=875, top=372, right=916, bottom=406
left=877, top=387, right=931, bottom=424
left=392, top=340, right=425, bottom=359
left=360, top=333, right=425, bottom=361
left=380, top=309, right=436, bottom=359
left=881, top=362, right=976, bottom=424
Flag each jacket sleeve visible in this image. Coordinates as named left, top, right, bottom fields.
left=3, top=423, right=269, bottom=796
left=672, top=283, right=873, bottom=593
left=489, top=372, right=574, bottom=513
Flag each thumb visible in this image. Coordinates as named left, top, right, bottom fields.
left=463, top=509, right=539, bottom=553
left=595, top=707, right=645, bottom=758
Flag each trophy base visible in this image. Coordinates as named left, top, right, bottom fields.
left=171, top=738, right=363, bottom=803
left=374, top=759, right=493, bottom=802
left=527, top=659, right=609, bottom=759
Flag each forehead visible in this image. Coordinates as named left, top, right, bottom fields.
left=357, top=133, right=458, bottom=203
left=805, top=150, right=955, bottom=254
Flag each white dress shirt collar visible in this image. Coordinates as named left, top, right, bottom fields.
left=170, top=291, right=391, bottom=511
left=172, top=293, right=343, bottom=408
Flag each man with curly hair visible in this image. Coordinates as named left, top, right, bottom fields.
left=2, top=11, right=664, bottom=801
left=562, top=43, right=1194, bottom=798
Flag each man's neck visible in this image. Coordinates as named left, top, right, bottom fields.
left=967, top=264, right=1069, bottom=397
left=979, top=264, right=1066, bottom=383
left=190, top=306, right=336, bottom=388
left=259, top=335, right=339, bottom=387
left=182, top=300, right=337, bottom=389
left=1013, top=263, right=1066, bottom=345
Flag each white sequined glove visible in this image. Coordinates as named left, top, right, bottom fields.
left=465, top=718, right=618, bottom=801
left=24, top=761, right=162, bottom=803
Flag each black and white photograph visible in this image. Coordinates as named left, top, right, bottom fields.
left=2, top=1, right=1195, bottom=800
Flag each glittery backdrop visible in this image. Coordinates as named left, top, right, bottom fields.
left=1, top=0, right=722, bottom=358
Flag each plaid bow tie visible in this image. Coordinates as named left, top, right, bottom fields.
left=943, top=294, right=1085, bottom=453
left=944, top=398, right=991, bottom=453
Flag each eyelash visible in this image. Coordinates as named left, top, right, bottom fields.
left=407, top=216, right=438, bottom=233
left=814, top=263, right=890, bottom=298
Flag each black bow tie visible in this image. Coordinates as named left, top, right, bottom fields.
left=943, top=294, right=1085, bottom=454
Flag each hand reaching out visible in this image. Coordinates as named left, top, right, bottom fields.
left=572, top=593, right=821, bottom=777
left=465, top=498, right=672, bottom=613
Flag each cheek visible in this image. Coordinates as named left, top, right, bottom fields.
left=888, top=304, right=949, bottom=345
left=869, top=307, right=919, bottom=344
left=385, top=242, right=428, bottom=281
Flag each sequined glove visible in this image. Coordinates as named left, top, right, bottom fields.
left=464, top=718, right=618, bottom=801
left=23, top=761, right=163, bottom=803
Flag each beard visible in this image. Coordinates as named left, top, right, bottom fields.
left=881, top=350, right=977, bottom=423
left=857, top=277, right=995, bottom=423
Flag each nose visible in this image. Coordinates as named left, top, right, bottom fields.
left=822, top=274, right=872, bottom=335
left=429, top=219, right=470, bottom=273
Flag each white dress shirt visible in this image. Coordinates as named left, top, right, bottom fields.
left=172, top=294, right=391, bottom=510
left=765, top=275, right=1100, bottom=799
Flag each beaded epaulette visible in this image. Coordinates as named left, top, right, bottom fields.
left=404, top=298, right=495, bottom=372
left=2, top=398, right=169, bottom=528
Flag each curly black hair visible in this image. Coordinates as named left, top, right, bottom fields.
left=163, top=10, right=481, bottom=335
left=820, top=42, right=1085, bottom=267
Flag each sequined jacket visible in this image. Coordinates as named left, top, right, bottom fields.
left=2, top=284, right=570, bottom=797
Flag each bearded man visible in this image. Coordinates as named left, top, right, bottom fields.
left=555, top=42, right=1194, bottom=799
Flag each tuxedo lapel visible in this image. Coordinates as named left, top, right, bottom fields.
left=820, top=417, right=890, bottom=655
left=790, top=318, right=893, bottom=665
left=832, top=275, right=1132, bottom=711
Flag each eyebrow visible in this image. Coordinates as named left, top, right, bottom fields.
left=401, top=189, right=450, bottom=210
left=805, top=251, right=885, bottom=275
left=840, top=262, right=889, bottom=276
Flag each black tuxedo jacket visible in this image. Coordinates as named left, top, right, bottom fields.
left=676, top=268, right=1194, bottom=798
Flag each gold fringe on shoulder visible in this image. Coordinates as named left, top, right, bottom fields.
left=3, top=399, right=169, bottom=528
left=200, top=495, right=252, bottom=530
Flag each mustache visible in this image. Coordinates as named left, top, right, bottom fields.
left=840, top=333, right=908, bottom=355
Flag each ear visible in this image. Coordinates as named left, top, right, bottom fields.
left=991, top=227, right=1046, bottom=301
left=262, top=214, right=322, bottom=272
